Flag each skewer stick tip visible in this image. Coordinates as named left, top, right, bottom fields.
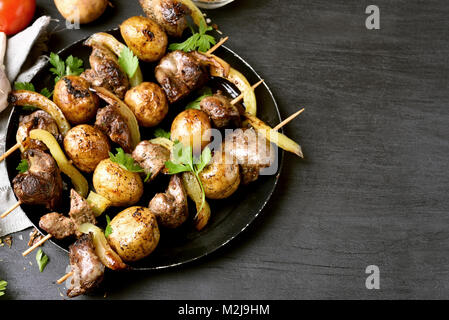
left=57, top=271, right=74, bottom=284
left=0, top=142, right=21, bottom=163
left=1, top=201, right=22, bottom=219
left=231, top=79, right=265, bottom=105
left=22, top=234, right=52, bottom=257
left=206, top=36, right=229, bottom=55
left=273, top=108, right=305, bottom=131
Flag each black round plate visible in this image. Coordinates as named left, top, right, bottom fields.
left=5, top=29, right=284, bottom=270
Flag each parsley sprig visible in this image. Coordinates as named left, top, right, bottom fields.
left=118, top=47, right=139, bottom=79
left=36, top=249, right=49, bottom=272
left=16, top=159, right=29, bottom=173
left=165, top=141, right=212, bottom=211
left=14, top=82, right=52, bottom=99
left=169, top=20, right=216, bottom=53
left=104, top=215, right=113, bottom=238
left=0, top=280, right=7, bottom=297
left=109, top=148, right=151, bottom=182
left=186, top=87, right=213, bottom=110
left=154, top=128, right=171, bottom=139
left=49, top=52, right=84, bottom=83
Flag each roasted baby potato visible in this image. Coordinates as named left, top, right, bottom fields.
left=53, top=76, right=99, bottom=124
left=120, top=16, right=168, bottom=62
left=54, top=0, right=108, bottom=24
left=107, top=206, right=160, bottom=262
left=64, top=125, right=110, bottom=173
left=171, top=109, right=211, bottom=152
left=199, top=151, right=240, bottom=199
left=93, top=159, right=143, bottom=207
left=124, top=82, right=168, bottom=127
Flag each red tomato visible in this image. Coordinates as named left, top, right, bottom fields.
left=0, top=0, right=36, bottom=35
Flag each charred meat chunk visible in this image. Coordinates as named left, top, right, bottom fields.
left=39, top=212, right=76, bottom=240
left=155, top=50, right=210, bottom=103
left=132, top=141, right=170, bottom=182
left=81, top=44, right=129, bottom=99
left=67, top=234, right=105, bottom=298
left=140, top=0, right=191, bottom=37
left=95, top=105, right=133, bottom=153
left=149, top=174, right=188, bottom=228
left=12, top=149, right=63, bottom=209
left=224, top=128, right=275, bottom=185
left=17, top=110, right=62, bottom=150
left=200, top=92, right=242, bottom=128
left=69, top=189, right=96, bottom=238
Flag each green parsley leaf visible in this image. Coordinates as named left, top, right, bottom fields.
left=164, top=161, right=190, bottom=175
left=49, top=52, right=66, bottom=83
left=36, top=249, right=49, bottom=272
left=186, top=87, right=213, bottom=110
left=40, top=88, right=53, bottom=98
left=49, top=53, right=84, bottom=83
left=21, top=105, right=38, bottom=111
left=0, top=280, right=7, bottom=297
left=165, top=142, right=212, bottom=211
left=104, top=215, right=113, bottom=238
left=14, top=82, right=52, bottom=100
left=144, top=172, right=152, bottom=183
left=14, top=82, right=35, bottom=91
left=109, top=148, right=144, bottom=173
left=169, top=20, right=216, bottom=53
left=16, top=159, right=29, bottom=173
left=118, top=47, right=139, bottom=79
left=197, top=147, right=212, bottom=173
left=65, top=55, right=84, bottom=76
left=154, top=128, right=171, bottom=139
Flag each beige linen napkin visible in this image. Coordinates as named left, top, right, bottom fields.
left=0, top=16, right=51, bottom=237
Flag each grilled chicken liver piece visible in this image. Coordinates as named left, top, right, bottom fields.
left=67, top=234, right=105, bottom=298
left=224, top=128, right=275, bottom=185
left=132, top=141, right=170, bottom=182
left=200, top=92, right=242, bottom=128
left=155, top=50, right=210, bottom=103
left=149, top=174, right=188, bottom=228
left=12, top=149, right=63, bottom=209
left=140, top=0, right=191, bottom=37
left=39, top=212, right=76, bottom=240
left=68, top=189, right=96, bottom=238
left=17, top=110, right=62, bottom=150
left=81, top=44, right=129, bottom=99
left=95, top=105, right=133, bottom=153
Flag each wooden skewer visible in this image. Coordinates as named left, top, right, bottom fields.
left=0, top=201, right=22, bottom=219
left=206, top=36, right=229, bottom=55
left=0, top=142, right=21, bottom=163
left=273, top=108, right=305, bottom=131
left=231, top=79, right=264, bottom=105
left=22, top=234, right=52, bottom=257
left=57, top=271, right=74, bottom=284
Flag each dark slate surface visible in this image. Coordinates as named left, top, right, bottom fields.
left=1, top=0, right=448, bottom=299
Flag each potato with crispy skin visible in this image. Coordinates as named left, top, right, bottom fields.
left=125, top=82, right=168, bottom=127
left=64, top=125, right=110, bottom=173
left=93, top=159, right=143, bottom=207
left=171, top=109, right=211, bottom=152
left=53, top=76, right=98, bottom=125
left=107, top=206, right=160, bottom=262
left=120, top=16, right=168, bottom=63
left=199, top=151, right=240, bottom=199
left=54, top=0, right=108, bottom=24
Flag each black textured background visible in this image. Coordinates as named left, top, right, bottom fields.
left=1, top=0, right=449, bottom=299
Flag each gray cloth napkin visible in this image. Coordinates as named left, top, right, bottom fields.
left=0, top=16, right=51, bottom=237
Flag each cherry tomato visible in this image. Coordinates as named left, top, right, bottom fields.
left=0, top=0, right=36, bottom=36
